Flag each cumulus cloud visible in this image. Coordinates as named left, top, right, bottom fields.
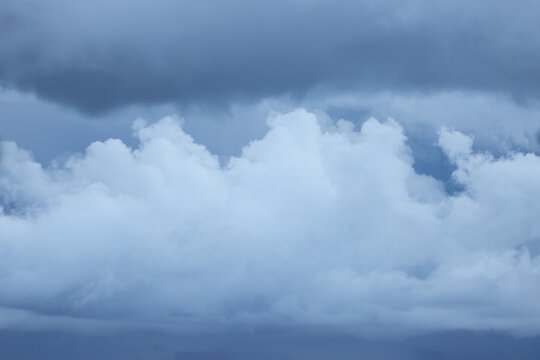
left=315, top=91, right=540, bottom=154
left=1, top=0, right=540, bottom=112
left=1, top=109, right=540, bottom=336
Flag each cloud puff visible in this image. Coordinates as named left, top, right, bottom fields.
left=316, top=91, right=540, bottom=154
left=1, top=109, right=540, bottom=336
left=1, top=0, right=540, bottom=112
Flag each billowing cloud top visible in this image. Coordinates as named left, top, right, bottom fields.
left=1, top=0, right=540, bottom=112
left=1, top=109, right=540, bottom=335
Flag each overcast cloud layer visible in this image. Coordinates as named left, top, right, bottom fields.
left=2, top=0, right=540, bottom=113
left=1, top=109, right=540, bottom=336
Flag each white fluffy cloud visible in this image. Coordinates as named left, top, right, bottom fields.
left=312, top=91, right=540, bottom=153
left=1, top=109, right=540, bottom=336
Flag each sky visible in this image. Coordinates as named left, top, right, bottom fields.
left=1, top=1, right=540, bottom=359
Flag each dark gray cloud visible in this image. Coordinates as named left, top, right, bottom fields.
left=1, top=0, right=540, bottom=113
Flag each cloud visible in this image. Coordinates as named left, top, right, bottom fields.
left=1, top=109, right=540, bottom=336
left=2, top=328, right=540, bottom=360
left=1, top=0, right=540, bottom=113
left=315, top=91, right=540, bottom=154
